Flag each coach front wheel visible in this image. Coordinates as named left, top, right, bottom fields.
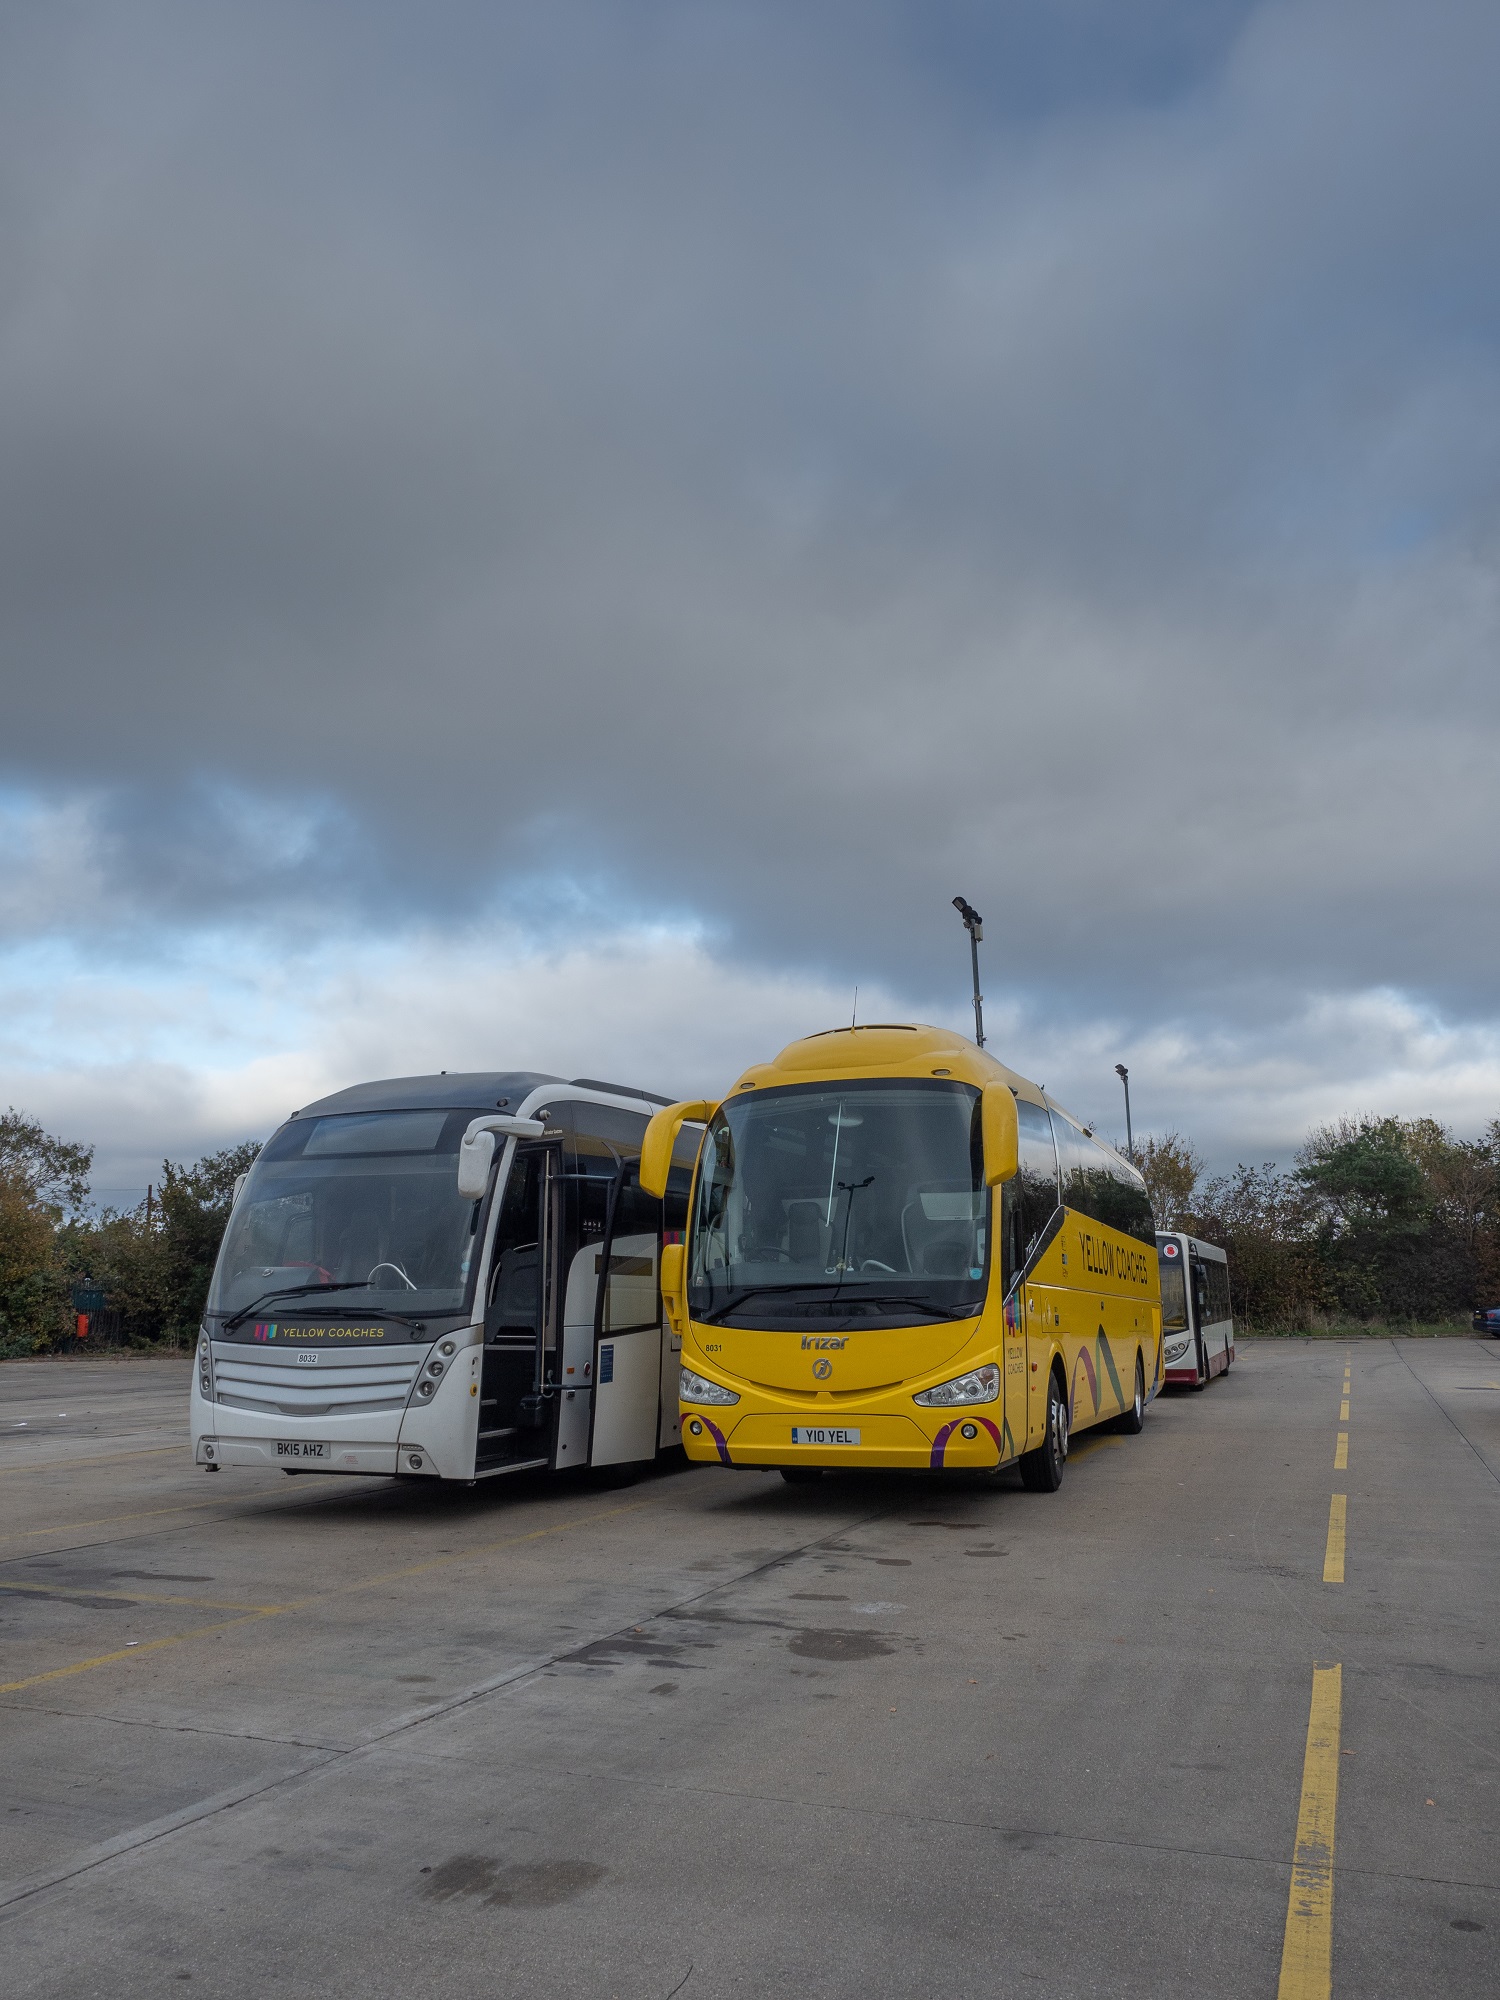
left=1019, top=1372, right=1068, bottom=1492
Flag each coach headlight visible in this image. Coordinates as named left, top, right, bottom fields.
left=913, top=1363, right=1000, bottom=1408
left=679, top=1367, right=739, bottom=1407
left=1164, top=1337, right=1191, bottom=1362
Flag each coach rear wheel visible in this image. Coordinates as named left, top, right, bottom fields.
left=1019, top=1371, right=1068, bottom=1492
left=1116, top=1353, right=1146, bottom=1434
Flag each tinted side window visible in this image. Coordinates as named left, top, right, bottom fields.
left=598, top=1175, right=662, bottom=1334
left=1051, top=1113, right=1102, bottom=1221
left=1016, top=1100, right=1059, bottom=1253
left=1194, top=1257, right=1232, bottom=1324
left=555, top=1102, right=651, bottom=1176
left=1093, top=1153, right=1156, bottom=1244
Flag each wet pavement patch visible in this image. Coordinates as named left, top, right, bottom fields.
left=788, top=1628, right=896, bottom=1661
left=419, top=1855, right=607, bottom=1908
left=0, top=1585, right=137, bottom=1610
left=561, top=1633, right=710, bottom=1669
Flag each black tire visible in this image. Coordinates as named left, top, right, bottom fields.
left=780, top=1467, right=824, bottom=1486
left=1019, top=1371, right=1068, bottom=1492
left=1116, top=1353, right=1146, bottom=1434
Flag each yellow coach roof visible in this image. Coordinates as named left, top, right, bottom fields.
left=728, top=1023, right=1046, bottom=1105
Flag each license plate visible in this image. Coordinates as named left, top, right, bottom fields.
left=790, top=1426, right=861, bottom=1447
left=276, top=1440, right=330, bottom=1460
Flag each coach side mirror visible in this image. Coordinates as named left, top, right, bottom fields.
left=659, top=1241, right=687, bottom=1337
left=982, top=1082, right=1019, bottom=1186
left=457, top=1114, right=546, bottom=1201
left=639, top=1099, right=716, bottom=1198
left=457, top=1130, right=495, bottom=1201
left=231, top=1173, right=248, bottom=1207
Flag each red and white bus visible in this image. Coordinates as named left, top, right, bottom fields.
left=1156, top=1233, right=1233, bottom=1387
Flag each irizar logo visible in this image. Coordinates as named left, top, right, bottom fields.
left=800, top=1336, right=848, bottom=1350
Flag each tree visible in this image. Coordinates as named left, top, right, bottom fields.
left=0, top=1111, right=91, bottom=1353
left=1297, top=1117, right=1472, bottom=1323
left=1134, top=1132, right=1203, bottom=1231
left=1191, top=1161, right=1328, bottom=1331
left=87, top=1140, right=263, bottom=1346
left=0, top=1109, right=93, bottom=1217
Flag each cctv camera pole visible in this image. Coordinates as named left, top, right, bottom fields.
left=952, top=897, right=985, bottom=1048
left=1115, top=1063, right=1133, bottom=1157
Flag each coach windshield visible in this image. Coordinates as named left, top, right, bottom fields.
left=687, top=1080, right=988, bottom=1329
left=206, top=1108, right=485, bottom=1326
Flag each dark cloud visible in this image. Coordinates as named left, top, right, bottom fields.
left=2, top=0, right=1499, bottom=1040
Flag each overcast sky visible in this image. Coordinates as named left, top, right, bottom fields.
left=3, top=0, right=1499, bottom=1192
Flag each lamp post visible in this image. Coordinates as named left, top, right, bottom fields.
left=1114, top=1063, right=1133, bottom=1158
left=952, top=897, right=985, bottom=1048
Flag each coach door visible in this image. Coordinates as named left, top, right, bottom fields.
left=588, top=1166, right=664, bottom=1467
left=477, top=1139, right=562, bottom=1471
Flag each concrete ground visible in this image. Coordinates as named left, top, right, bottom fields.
left=0, top=1340, right=1496, bottom=1999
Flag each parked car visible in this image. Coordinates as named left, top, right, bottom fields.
left=1473, top=1305, right=1500, bottom=1337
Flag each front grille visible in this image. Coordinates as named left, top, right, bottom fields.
left=212, top=1348, right=423, bottom=1420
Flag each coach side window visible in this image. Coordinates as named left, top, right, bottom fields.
left=1015, top=1100, right=1060, bottom=1257
left=1051, top=1112, right=1102, bottom=1221
left=1093, top=1151, right=1156, bottom=1244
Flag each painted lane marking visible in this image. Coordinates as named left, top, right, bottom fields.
left=0, top=1504, right=276, bottom=1544
left=1277, top=1663, right=1342, bottom=2000
left=0, top=1497, right=656, bottom=1696
left=0, top=1446, right=180, bottom=1479
left=1323, top=1496, right=1346, bottom=1584
left=1333, top=1433, right=1348, bottom=1471
left=1339, top=1399, right=1350, bottom=1422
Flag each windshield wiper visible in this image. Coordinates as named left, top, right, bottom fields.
left=220, top=1281, right=371, bottom=1332
left=696, top=1284, right=831, bottom=1326
left=828, top=1294, right=983, bottom=1322
left=239, top=1302, right=430, bottom=1333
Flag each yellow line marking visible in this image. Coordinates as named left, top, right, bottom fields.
left=0, top=1497, right=653, bottom=1696
left=1323, top=1496, right=1346, bottom=1584
left=1276, top=1663, right=1341, bottom=2000
left=0, top=1610, right=283, bottom=1694
left=1338, top=1399, right=1349, bottom=1422
left=0, top=1497, right=248, bottom=1546
left=1333, top=1433, right=1348, bottom=1471
left=0, top=1580, right=280, bottom=1613
left=0, top=1446, right=180, bottom=1478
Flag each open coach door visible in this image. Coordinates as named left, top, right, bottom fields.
left=588, top=1168, right=664, bottom=1466
left=588, top=1110, right=705, bottom=1468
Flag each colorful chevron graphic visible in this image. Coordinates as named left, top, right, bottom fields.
left=682, top=1410, right=732, bottom=1465
left=928, top=1413, right=1013, bottom=1469
left=1070, top=1327, right=1125, bottom=1422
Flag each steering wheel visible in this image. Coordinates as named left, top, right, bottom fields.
left=367, top=1261, right=418, bottom=1291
